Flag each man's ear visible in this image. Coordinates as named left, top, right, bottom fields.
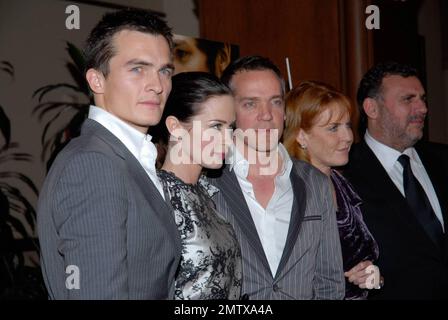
left=363, top=98, right=379, bottom=120
left=214, top=44, right=231, bottom=77
left=86, top=68, right=105, bottom=94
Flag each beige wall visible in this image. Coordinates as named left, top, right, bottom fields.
left=164, top=0, right=199, bottom=37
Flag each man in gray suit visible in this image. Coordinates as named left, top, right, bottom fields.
left=37, top=9, right=181, bottom=299
left=209, top=56, right=344, bottom=299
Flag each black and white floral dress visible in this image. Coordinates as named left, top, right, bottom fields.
left=157, top=169, right=242, bottom=300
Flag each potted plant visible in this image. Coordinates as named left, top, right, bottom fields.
left=32, top=43, right=91, bottom=170
left=0, top=60, right=47, bottom=299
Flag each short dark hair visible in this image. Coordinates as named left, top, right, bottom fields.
left=151, top=72, right=232, bottom=147
left=84, top=8, right=173, bottom=76
left=357, top=61, right=419, bottom=133
left=220, top=55, right=285, bottom=95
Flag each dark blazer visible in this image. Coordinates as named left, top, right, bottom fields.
left=37, top=119, right=182, bottom=299
left=208, top=159, right=345, bottom=300
left=344, top=140, right=448, bottom=299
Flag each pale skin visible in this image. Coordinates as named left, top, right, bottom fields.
left=230, top=70, right=285, bottom=209
left=162, top=95, right=235, bottom=184
left=297, top=104, right=381, bottom=289
left=86, top=30, right=174, bottom=134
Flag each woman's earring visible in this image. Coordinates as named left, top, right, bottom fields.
left=300, top=144, right=307, bottom=149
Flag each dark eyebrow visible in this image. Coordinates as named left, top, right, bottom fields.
left=125, top=59, right=151, bottom=67
left=208, top=119, right=227, bottom=123
left=401, top=93, right=421, bottom=102
left=238, top=97, right=258, bottom=102
left=162, top=63, right=175, bottom=71
left=125, top=60, right=174, bottom=73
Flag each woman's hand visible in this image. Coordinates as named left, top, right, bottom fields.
left=345, top=260, right=382, bottom=289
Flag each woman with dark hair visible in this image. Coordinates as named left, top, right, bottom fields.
left=283, top=81, right=382, bottom=300
left=151, top=72, right=241, bottom=300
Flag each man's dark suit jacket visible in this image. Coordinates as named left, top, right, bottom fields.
left=38, top=119, right=182, bottom=299
left=344, top=140, right=448, bottom=299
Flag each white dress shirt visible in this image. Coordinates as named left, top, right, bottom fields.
left=88, top=105, right=164, bottom=199
left=365, top=130, right=444, bottom=231
left=228, top=143, right=294, bottom=276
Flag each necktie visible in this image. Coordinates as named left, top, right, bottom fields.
left=397, top=154, right=444, bottom=249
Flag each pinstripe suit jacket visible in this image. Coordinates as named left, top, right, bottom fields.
left=209, top=159, right=345, bottom=299
left=37, top=119, right=182, bottom=299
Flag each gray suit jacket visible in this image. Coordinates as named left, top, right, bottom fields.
left=37, top=119, right=182, bottom=299
left=209, top=159, right=344, bottom=299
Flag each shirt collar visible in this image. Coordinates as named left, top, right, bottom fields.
left=88, top=105, right=157, bottom=163
left=227, top=142, right=292, bottom=179
left=364, top=129, right=421, bottom=171
left=227, top=143, right=249, bottom=177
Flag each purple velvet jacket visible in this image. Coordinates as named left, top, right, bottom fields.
left=331, top=169, right=379, bottom=300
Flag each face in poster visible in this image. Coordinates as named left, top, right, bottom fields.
left=172, top=34, right=239, bottom=77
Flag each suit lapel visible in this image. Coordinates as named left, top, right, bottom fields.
left=353, top=141, right=441, bottom=250
left=125, top=156, right=181, bottom=251
left=83, top=119, right=182, bottom=252
left=218, top=167, right=271, bottom=273
left=274, top=163, right=306, bottom=278
left=355, top=141, right=406, bottom=203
